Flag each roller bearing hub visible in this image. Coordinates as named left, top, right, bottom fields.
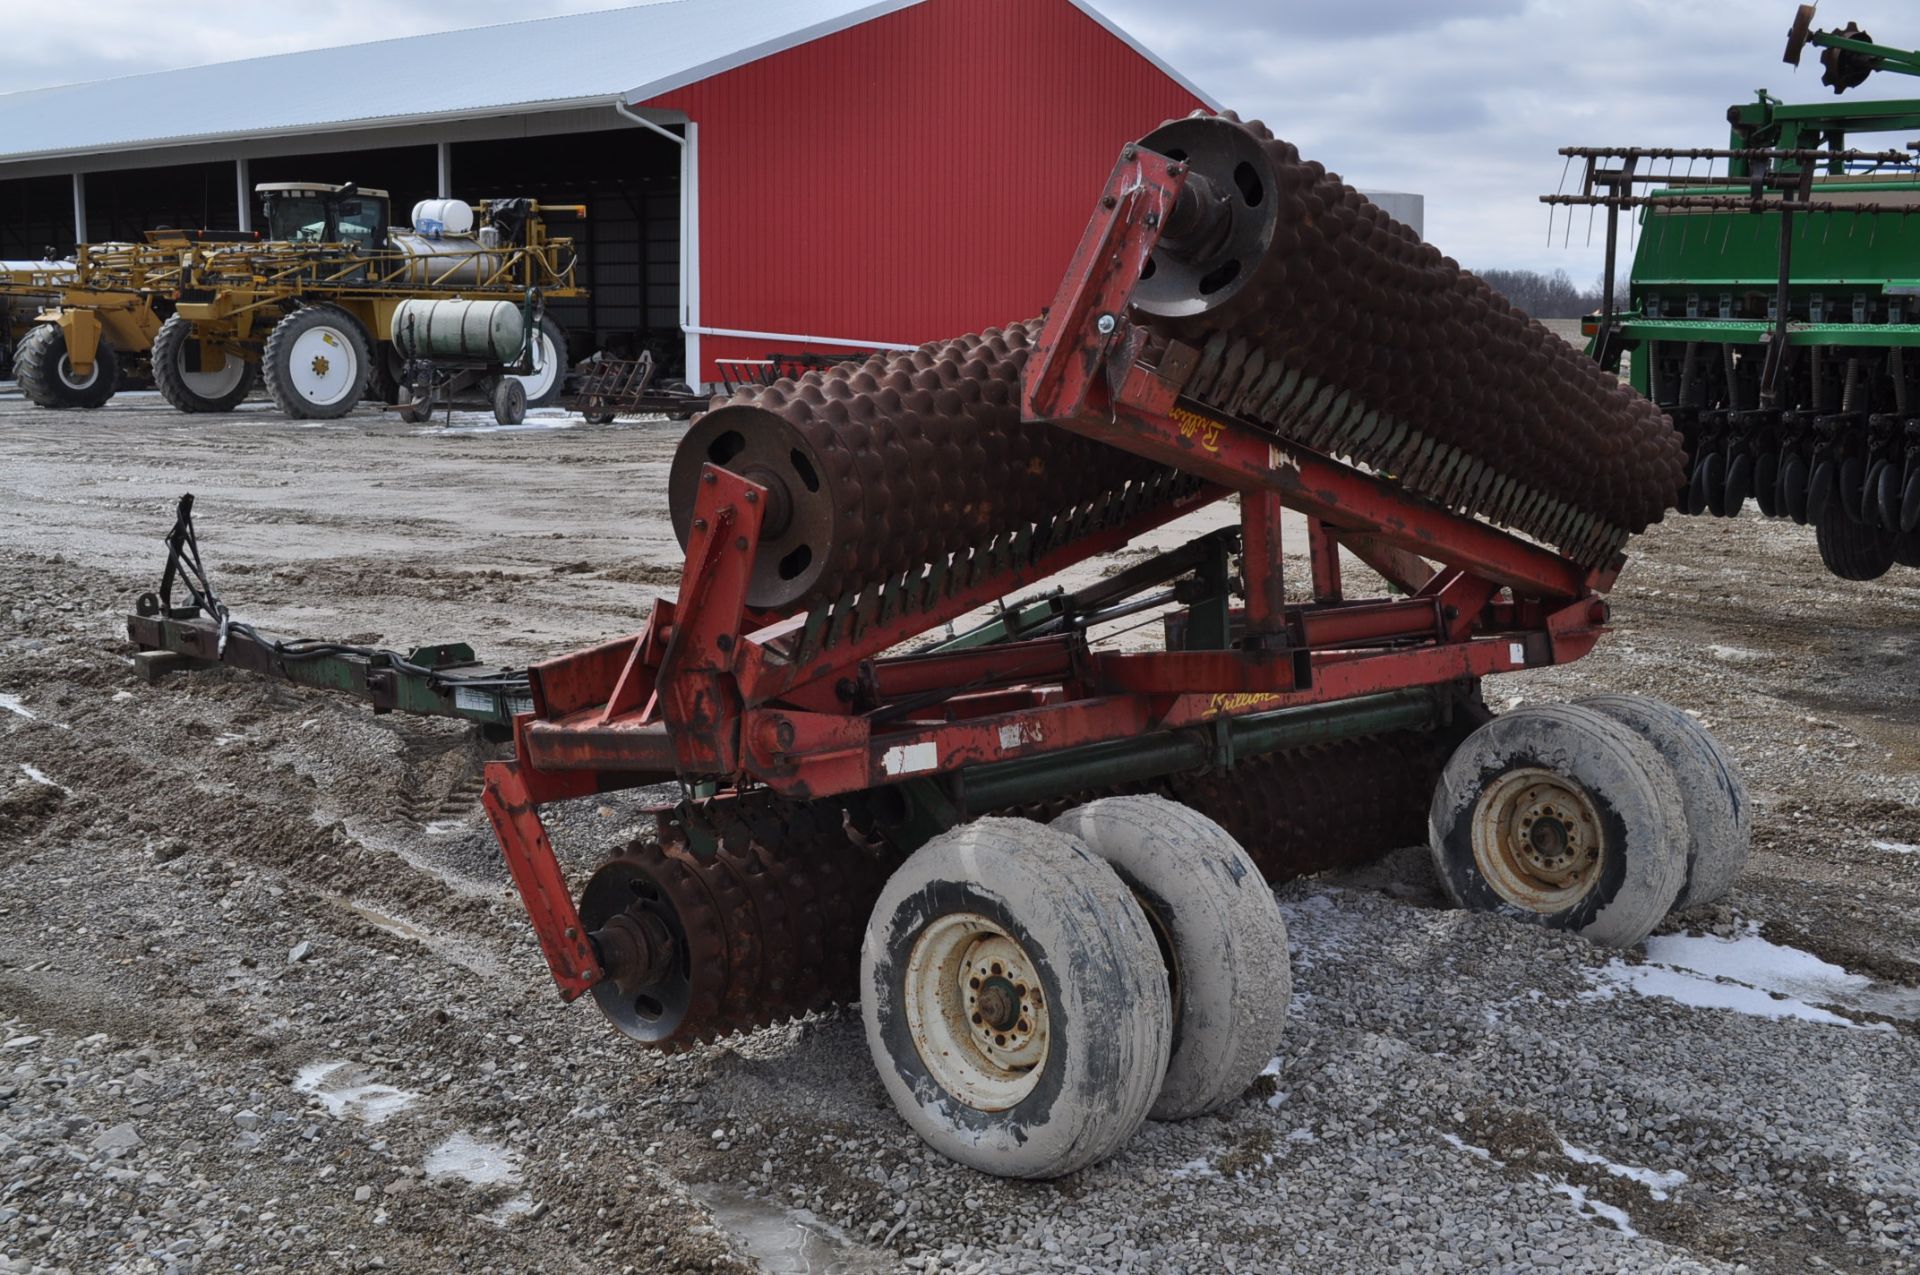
left=1470, top=767, right=1604, bottom=911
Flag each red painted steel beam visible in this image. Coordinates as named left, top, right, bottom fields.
left=1241, top=490, right=1288, bottom=638
left=480, top=760, right=604, bottom=1001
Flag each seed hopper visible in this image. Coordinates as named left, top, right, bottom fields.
left=132, top=113, right=1746, bottom=1178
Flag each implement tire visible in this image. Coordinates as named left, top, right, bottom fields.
left=1429, top=703, right=1687, bottom=949
left=1052, top=796, right=1289, bottom=1122
left=151, top=314, right=255, bottom=413
left=861, top=817, right=1171, bottom=1179
left=1576, top=695, right=1749, bottom=912
left=15, top=323, right=118, bottom=409
left=261, top=304, right=372, bottom=420
left=1815, top=506, right=1895, bottom=581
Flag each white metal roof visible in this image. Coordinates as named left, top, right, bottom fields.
left=0, top=0, right=1214, bottom=166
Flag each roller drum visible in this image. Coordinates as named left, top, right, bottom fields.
left=1131, top=112, right=1686, bottom=562
left=669, top=321, right=1165, bottom=610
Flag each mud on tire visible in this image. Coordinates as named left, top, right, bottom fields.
left=861, top=817, right=1172, bottom=1179
left=1575, top=695, right=1749, bottom=912
left=1051, top=795, right=1289, bottom=1122
left=1428, top=703, right=1688, bottom=948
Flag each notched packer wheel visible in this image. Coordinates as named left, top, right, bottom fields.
left=861, top=818, right=1172, bottom=1179
left=1428, top=703, right=1687, bottom=948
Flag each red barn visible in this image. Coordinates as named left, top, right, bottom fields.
left=641, top=0, right=1212, bottom=380
left=0, top=0, right=1211, bottom=387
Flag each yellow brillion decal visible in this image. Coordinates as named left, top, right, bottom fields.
left=1170, top=406, right=1223, bottom=452
left=1206, top=692, right=1282, bottom=717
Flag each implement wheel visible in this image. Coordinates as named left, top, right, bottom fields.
left=261, top=304, right=372, bottom=420
left=1429, top=704, right=1687, bottom=948
left=1576, top=695, right=1749, bottom=913
left=1052, top=796, right=1289, bottom=1121
left=861, top=818, right=1171, bottom=1179
left=15, top=323, right=118, bottom=409
left=1815, top=506, right=1895, bottom=581
left=151, top=314, right=255, bottom=413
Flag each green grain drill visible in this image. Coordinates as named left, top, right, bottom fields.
left=1552, top=6, right=1920, bottom=580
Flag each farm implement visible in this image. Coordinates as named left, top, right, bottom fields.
left=130, top=112, right=1747, bottom=1178
left=3, top=184, right=584, bottom=418
left=1548, top=6, right=1920, bottom=580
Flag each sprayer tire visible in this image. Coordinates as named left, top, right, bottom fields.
left=151, top=314, right=254, bottom=413
left=261, top=304, right=372, bottom=420
left=15, top=323, right=118, bottom=409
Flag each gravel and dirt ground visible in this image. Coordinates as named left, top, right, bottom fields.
left=0, top=386, right=1916, bottom=1275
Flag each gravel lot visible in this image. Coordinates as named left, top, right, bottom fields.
left=0, top=387, right=1916, bottom=1274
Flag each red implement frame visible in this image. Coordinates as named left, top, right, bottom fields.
left=484, top=142, right=1618, bottom=1000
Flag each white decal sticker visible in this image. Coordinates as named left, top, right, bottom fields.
left=1509, top=641, right=1526, bottom=665
left=998, top=721, right=1043, bottom=751
left=453, top=686, right=491, bottom=713
left=881, top=741, right=939, bottom=776
left=507, top=693, right=535, bottom=718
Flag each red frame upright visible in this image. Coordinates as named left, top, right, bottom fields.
left=482, top=141, right=1619, bottom=1002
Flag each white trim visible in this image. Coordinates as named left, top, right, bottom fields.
left=620, top=0, right=927, bottom=104
left=1062, top=0, right=1220, bottom=110
left=0, top=94, right=630, bottom=168
left=71, top=173, right=85, bottom=243
left=691, top=325, right=915, bottom=352
left=683, top=121, right=702, bottom=389
left=234, top=158, right=250, bottom=231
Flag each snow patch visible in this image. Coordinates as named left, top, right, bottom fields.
left=293, top=1061, right=419, bottom=1125
left=1588, top=925, right=1910, bottom=1028
left=1870, top=840, right=1919, bottom=855
left=1545, top=1176, right=1638, bottom=1238
left=18, top=763, right=67, bottom=793
left=0, top=694, right=36, bottom=719
left=1441, top=1133, right=1496, bottom=1162
left=425, top=1131, right=522, bottom=1188
left=1560, top=1140, right=1686, bottom=1200
left=413, top=407, right=582, bottom=437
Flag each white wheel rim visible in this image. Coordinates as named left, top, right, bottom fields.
left=1470, top=766, right=1605, bottom=912
left=904, top=912, right=1049, bottom=1112
left=286, top=325, right=359, bottom=407
left=56, top=353, right=98, bottom=391
left=176, top=338, right=246, bottom=397
left=510, top=330, right=558, bottom=402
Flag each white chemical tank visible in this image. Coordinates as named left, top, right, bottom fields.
left=409, top=199, right=475, bottom=238
left=1358, top=190, right=1424, bottom=240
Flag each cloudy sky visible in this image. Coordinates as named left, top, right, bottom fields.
left=4, top=0, right=1920, bottom=280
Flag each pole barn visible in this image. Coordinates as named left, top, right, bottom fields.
left=0, top=0, right=1211, bottom=388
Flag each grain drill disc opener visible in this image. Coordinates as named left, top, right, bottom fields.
left=131, top=113, right=1745, bottom=1179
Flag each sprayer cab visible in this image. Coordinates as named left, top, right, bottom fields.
left=256, top=182, right=392, bottom=248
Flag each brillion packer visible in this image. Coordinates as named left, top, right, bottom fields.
left=131, top=112, right=1748, bottom=1178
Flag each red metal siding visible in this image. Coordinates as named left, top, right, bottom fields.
left=642, top=0, right=1204, bottom=382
